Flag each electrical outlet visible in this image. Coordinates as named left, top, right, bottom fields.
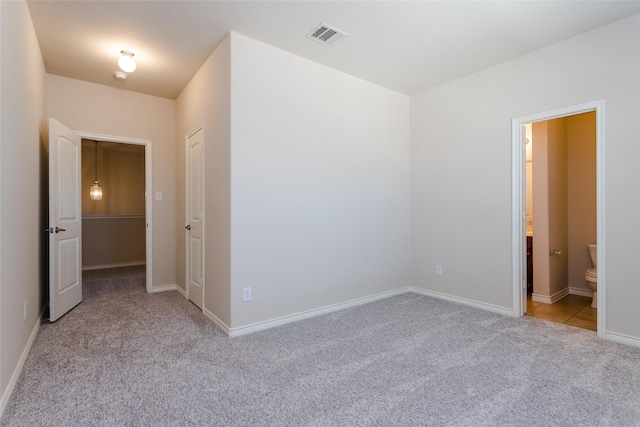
left=435, top=265, right=443, bottom=276
left=243, top=287, right=252, bottom=302
left=23, top=301, right=27, bottom=321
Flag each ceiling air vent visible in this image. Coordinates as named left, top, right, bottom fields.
left=306, top=23, right=348, bottom=46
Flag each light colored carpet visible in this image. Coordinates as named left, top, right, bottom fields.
left=2, top=266, right=639, bottom=426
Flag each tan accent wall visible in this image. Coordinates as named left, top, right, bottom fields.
left=82, top=217, right=146, bottom=269
left=81, top=143, right=145, bottom=216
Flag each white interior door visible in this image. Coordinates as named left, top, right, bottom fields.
left=186, top=126, right=204, bottom=309
left=49, top=118, right=82, bottom=321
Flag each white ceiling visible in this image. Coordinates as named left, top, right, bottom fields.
left=27, top=1, right=640, bottom=99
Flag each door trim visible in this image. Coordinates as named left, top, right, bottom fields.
left=511, top=99, right=605, bottom=338
left=78, top=131, right=153, bottom=293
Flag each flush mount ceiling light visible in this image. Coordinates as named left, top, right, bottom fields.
left=118, top=50, right=136, bottom=73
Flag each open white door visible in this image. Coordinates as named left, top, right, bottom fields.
left=186, top=126, right=204, bottom=309
left=49, top=118, right=82, bottom=321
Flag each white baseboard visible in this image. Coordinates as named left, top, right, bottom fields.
left=227, top=287, right=411, bottom=337
left=82, top=261, right=145, bottom=271
left=174, top=285, right=186, bottom=298
left=0, top=316, right=40, bottom=417
left=605, top=331, right=640, bottom=349
left=410, top=287, right=514, bottom=317
left=148, top=284, right=176, bottom=293
left=568, top=287, right=593, bottom=297
left=203, top=307, right=231, bottom=336
left=531, top=288, right=569, bottom=304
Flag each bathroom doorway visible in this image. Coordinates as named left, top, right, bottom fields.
left=525, top=113, right=597, bottom=331
left=511, top=100, right=605, bottom=337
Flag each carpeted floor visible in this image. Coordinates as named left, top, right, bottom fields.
left=2, top=266, right=640, bottom=426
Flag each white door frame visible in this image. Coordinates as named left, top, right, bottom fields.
left=511, top=99, right=605, bottom=338
left=185, top=123, right=204, bottom=307
left=78, top=131, right=153, bottom=293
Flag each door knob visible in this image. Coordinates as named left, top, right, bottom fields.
left=185, top=225, right=191, bottom=230
left=55, top=227, right=66, bottom=233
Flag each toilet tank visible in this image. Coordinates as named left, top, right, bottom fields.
left=588, top=243, right=597, bottom=267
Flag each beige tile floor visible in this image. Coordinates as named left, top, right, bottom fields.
left=526, top=294, right=597, bottom=332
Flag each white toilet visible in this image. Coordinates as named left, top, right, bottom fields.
left=585, top=243, right=597, bottom=308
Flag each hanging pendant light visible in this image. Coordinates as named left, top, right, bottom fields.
left=90, top=141, right=103, bottom=201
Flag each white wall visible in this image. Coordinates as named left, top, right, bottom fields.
left=411, top=14, right=640, bottom=339
left=0, top=0, right=46, bottom=410
left=175, top=36, right=231, bottom=325
left=47, top=75, right=176, bottom=288
left=229, top=33, right=411, bottom=328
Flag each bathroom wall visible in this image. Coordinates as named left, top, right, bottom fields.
left=566, top=112, right=597, bottom=291
left=532, top=118, right=569, bottom=301
left=546, top=119, right=569, bottom=298
left=81, top=141, right=145, bottom=269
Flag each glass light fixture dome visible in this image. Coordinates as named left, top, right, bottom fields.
left=118, top=50, right=136, bottom=73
